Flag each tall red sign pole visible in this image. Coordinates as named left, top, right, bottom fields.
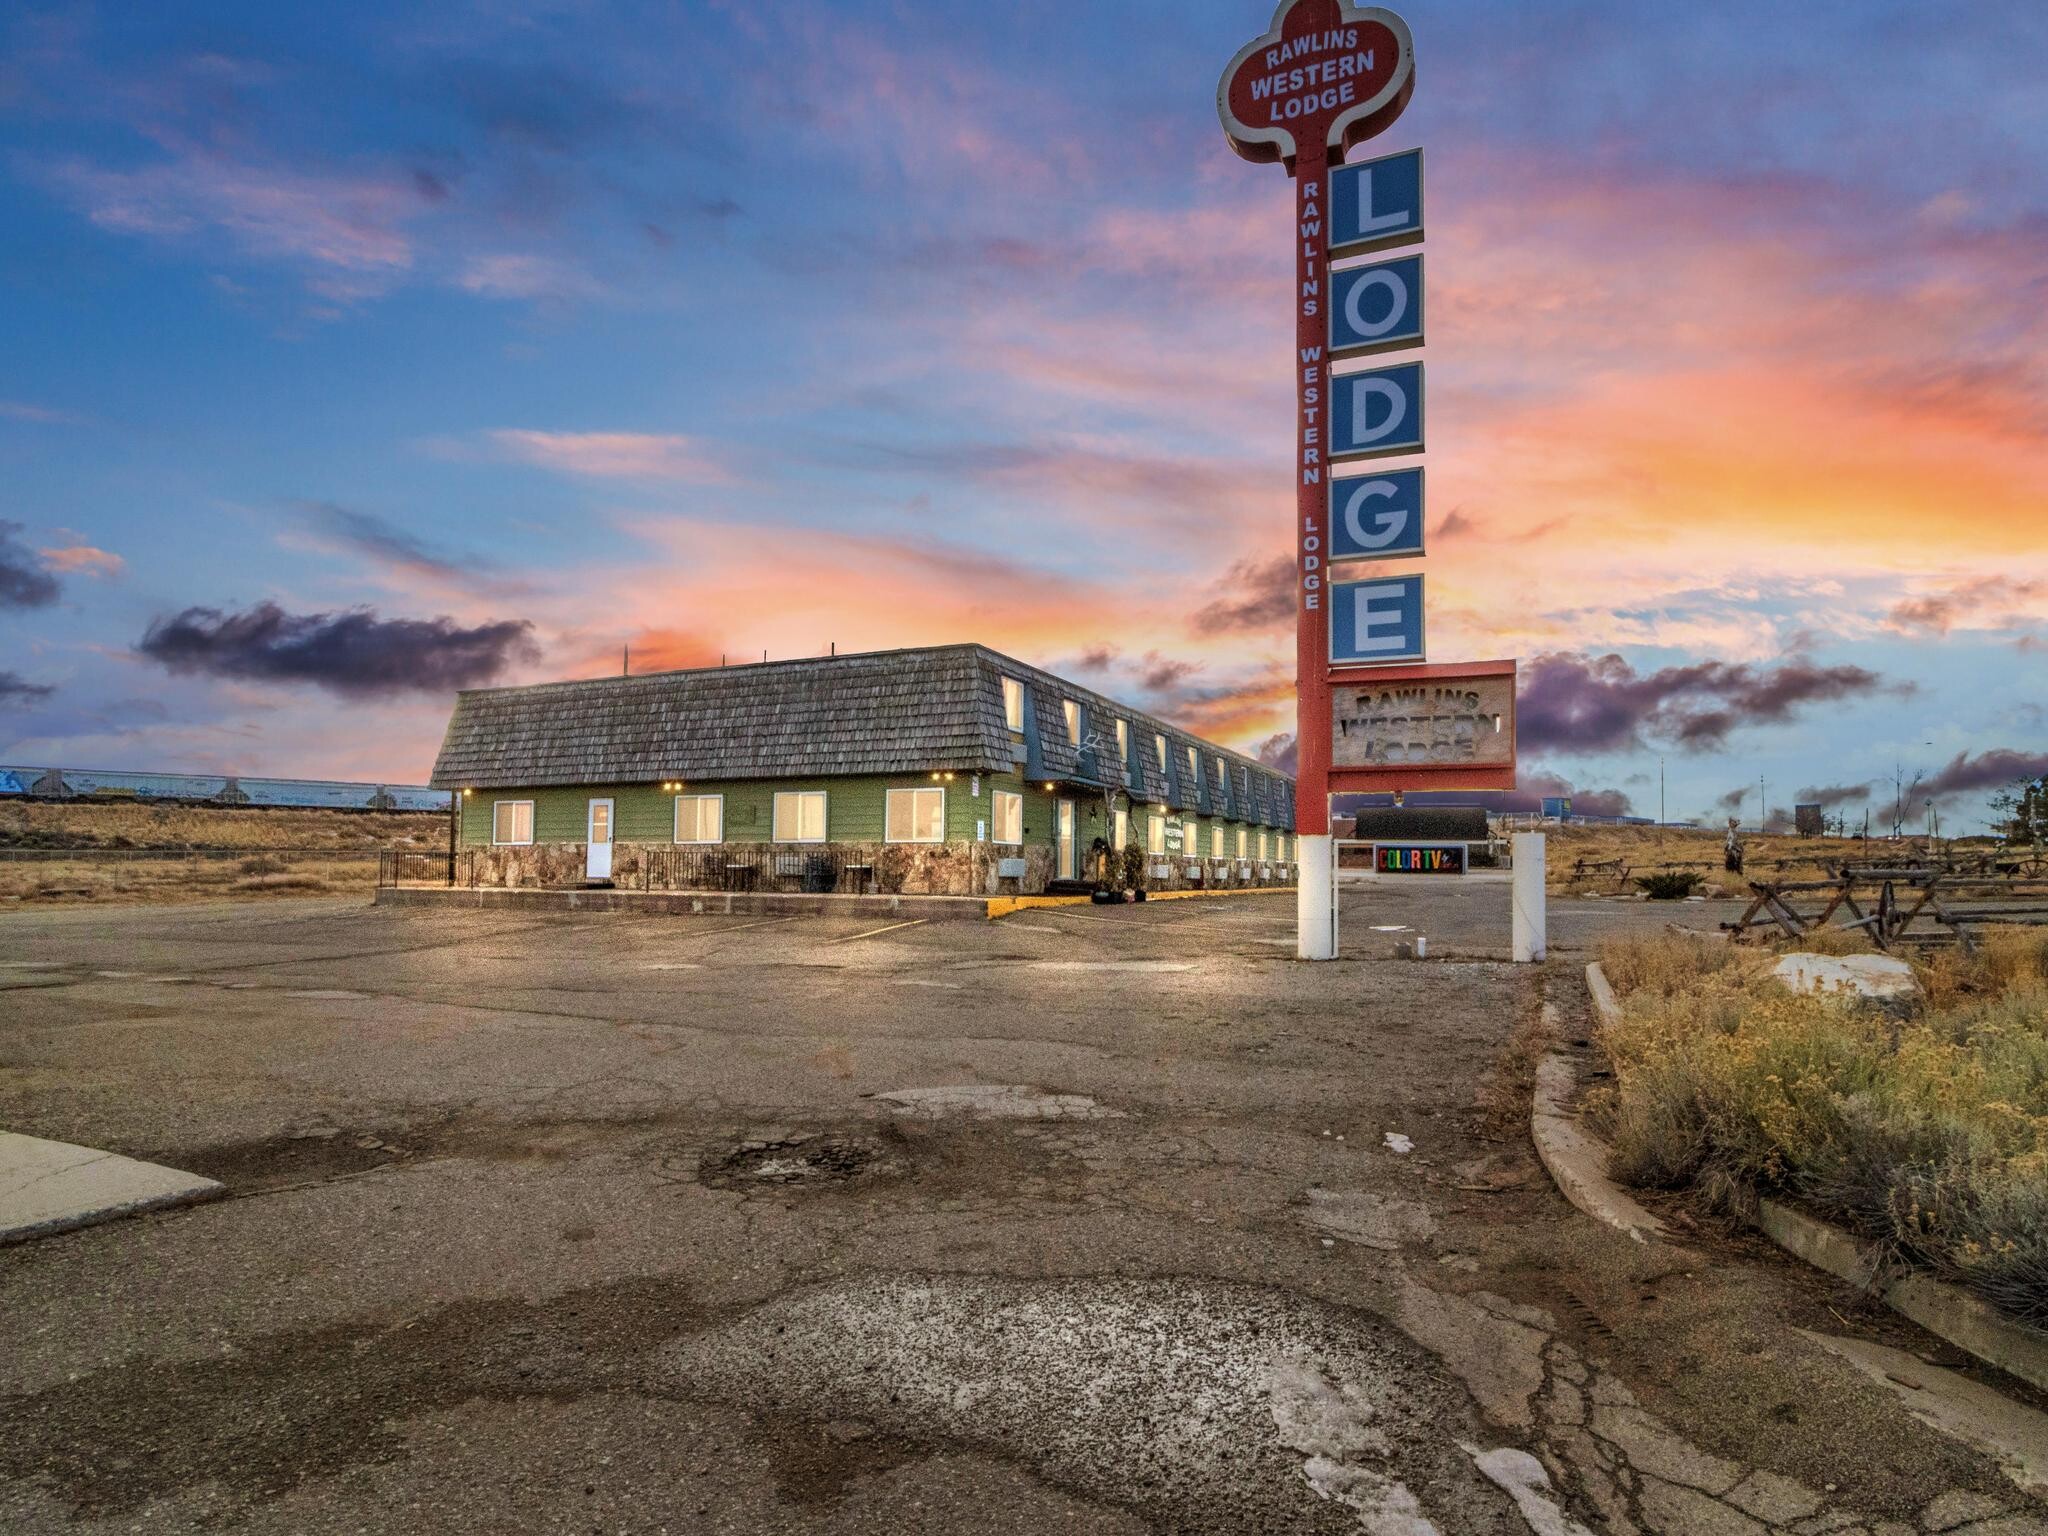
left=1220, top=1, right=1416, bottom=959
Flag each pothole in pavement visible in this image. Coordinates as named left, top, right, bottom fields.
left=652, top=1272, right=1526, bottom=1535
left=698, top=1134, right=904, bottom=1190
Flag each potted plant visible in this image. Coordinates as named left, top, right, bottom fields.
left=1121, top=841, right=1147, bottom=901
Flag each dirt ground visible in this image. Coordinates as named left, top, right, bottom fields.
left=0, top=802, right=446, bottom=906
left=1, top=887, right=2040, bottom=1534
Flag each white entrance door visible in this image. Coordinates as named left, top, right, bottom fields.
left=1056, top=799, right=1076, bottom=881
left=586, top=799, right=614, bottom=880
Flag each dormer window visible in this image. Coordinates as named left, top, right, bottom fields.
left=1063, top=699, right=1082, bottom=744
left=1002, top=676, right=1024, bottom=731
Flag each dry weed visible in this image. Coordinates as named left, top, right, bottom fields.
left=1592, top=926, right=2048, bottom=1325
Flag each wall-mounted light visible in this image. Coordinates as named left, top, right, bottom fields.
left=943, top=772, right=955, bottom=781
left=1043, top=782, right=1056, bottom=792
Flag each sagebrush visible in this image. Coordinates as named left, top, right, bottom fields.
left=1589, top=929, right=2048, bottom=1326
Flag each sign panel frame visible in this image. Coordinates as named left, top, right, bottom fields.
left=1328, top=146, right=1424, bottom=257
left=1329, top=467, right=1424, bottom=562
left=1330, top=572, right=1425, bottom=666
left=1330, top=253, right=1423, bottom=357
left=1330, top=362, right=1424, bottom=461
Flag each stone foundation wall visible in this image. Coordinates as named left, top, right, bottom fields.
left=461, top=841, right=1291, bottom=896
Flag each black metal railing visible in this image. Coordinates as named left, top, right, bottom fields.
left=377, top=849, right=456, bottom=887
left=638, top=845, right=878, bottom=895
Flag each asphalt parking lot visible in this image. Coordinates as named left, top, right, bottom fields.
left=2, top=888, right=2041, bottom=1534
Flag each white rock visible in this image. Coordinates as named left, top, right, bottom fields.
left=1773, top=952, right=1919, bottom=1003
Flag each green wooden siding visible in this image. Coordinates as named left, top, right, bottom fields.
left=460, top=771, right=1275, bottom=850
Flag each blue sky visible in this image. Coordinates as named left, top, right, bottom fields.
left=1, top=1, right=2043, bottom=826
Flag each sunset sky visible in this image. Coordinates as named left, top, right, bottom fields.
left=1, top=1, right=2043, bottom=827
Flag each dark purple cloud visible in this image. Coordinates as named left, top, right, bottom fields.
left=1255, top=732, right=1298, bottom=777
left=0, top=522, right=59, bottom=609
left=1519, top=768, right=1633, bottom=818
left=1517, top=651, right=1895, bottom=753
left=1794, top=781, right=1871, bottom=809
left=1200, top=556, right=1294, bottom=634
left=0, top=671, right=55, bottom=706
left=1920, top=749, right=2048, bottom=801
left=137, top=601, right=537, bottom=697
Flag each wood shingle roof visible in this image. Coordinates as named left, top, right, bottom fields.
left=429, top=643, right=1294, bottom=826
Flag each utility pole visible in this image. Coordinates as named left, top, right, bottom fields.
left=1659, top=757, right=1666, bottom=831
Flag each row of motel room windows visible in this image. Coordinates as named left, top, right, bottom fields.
left=489, top=789, right=1291, bottom=862
left=1000, top=674, right=1247, bottom=802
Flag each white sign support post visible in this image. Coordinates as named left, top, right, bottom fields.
left=1511, top=832, right=1546, bottom=963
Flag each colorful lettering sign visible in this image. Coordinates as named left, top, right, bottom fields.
left=1330, top=254, right=1422, bottom=355
left=1331, top=362, right=1423, bottom=460
left=1330, top=573, right=1424, bottom=664
left=1375, top=842, right=1465, bottom=875
left=1328, top=147, right=1423, bottom=257
left=1329, top=467, right=1423, bottom=562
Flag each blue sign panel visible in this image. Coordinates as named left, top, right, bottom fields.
left=1329, top=468, right=1424, bottom=562
left=1330, top=363, right=1423, bottom=461
left=1330, top=574, right=1425, bottom=665
left=1330, top=255, right=1422, bottom=356
left=1328, top=148, right=1423, bottom=258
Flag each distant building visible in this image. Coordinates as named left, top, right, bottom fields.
left=428, top=644, right=1297, bottom=895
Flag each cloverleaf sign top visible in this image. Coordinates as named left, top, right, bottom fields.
left=1217, top=0, right=1415, bottom=173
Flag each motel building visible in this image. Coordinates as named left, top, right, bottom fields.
left=429, top=644, right=1297, bottom=898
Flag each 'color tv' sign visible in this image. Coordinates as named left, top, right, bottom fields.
left=1375, top=842, right=1465, bottom=875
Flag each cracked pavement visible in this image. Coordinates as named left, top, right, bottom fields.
left=1, top=890, right=2042, bottom=1533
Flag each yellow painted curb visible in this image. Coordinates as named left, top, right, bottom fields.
left=985, top=887, right=1296, bottom=920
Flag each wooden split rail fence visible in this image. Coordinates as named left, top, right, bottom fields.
left=1725, top=865, right=2048, bottom=951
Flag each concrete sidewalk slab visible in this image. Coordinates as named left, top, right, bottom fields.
left=1, top=1131, right=223, bottom=1245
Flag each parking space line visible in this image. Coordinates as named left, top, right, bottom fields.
left=831, top=919, right=929, bottom=944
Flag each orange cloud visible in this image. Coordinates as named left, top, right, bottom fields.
left=40, top=543, right=124, bottom=577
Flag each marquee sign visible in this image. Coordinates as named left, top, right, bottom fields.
left=1333, top=666, right=1516, bottom=770
left=1219, top=0, right=1426, bottom=957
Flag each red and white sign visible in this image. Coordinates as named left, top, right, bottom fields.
left=1218, top=1, right=1415, bottom=170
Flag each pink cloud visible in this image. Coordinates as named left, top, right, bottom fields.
left=41, top=150, right=426, bottom=282
left=40, top=543, right=124, bottom=578
left=485, top=430, right=732, bottom=482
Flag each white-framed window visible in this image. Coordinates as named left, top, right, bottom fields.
left=1258, top=830, right=1270, bottom=861
left=1002, top=676, right=1025, bottom=732
left=1215, top=757, right=1228, bottom=792
left=1063, top=698, right=1082, bottom=744
left=673, top=794, right=723, bottom=844
left=1147, top=814, right=1165, bottom=855
left=772, top=791, right=828, bottom=843
left=1277, top=834, right=1289, bottom=862
left=1114, top=717, right=1129, bottom=761
left=885, top=786, right=946, bottom=843
left=1155, top=733, right=1168, bottom=772
left=1187, top=744, right=1200, bottom=784
left=1237, top=827, right=1248, bottom=859
left=992, top=789, right=1023, bottom=845
left=1211, top=825, right=1224, bottom=858
left=492, top=800, right=534, bottom=846
left=1113, top=806, right=1129, bottom=850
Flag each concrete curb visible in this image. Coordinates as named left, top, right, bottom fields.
left=1576, top=962, right=2048, bottom=1395
left=1, top=1132, right=224, bottom=1246
left=374, top=886, right=992, bottom=922
left=986, top=887, right=1295, bottom=919
left=1529, top=1000, right=1667, bottom=1244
